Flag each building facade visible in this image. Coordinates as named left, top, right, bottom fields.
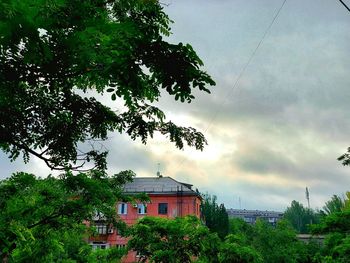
left=89, top=176, right=201, bottom=262
left=227, top=208, right=283, bottom=226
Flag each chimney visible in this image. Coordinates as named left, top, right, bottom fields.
left=157, top=163, right=163, bottom=177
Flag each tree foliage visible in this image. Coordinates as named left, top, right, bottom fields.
left=338, top=147, right=350, bottom=166
left=127, top=216, right=216, bottom=263
left=8, top=223, right=126, bottom=263
left=201, top=194, right=229, bottom=239
left=0, top=170, right=138, bottom=262
left=128, top=216, right=263, bottom=263
left=322, top=195, right=345, bottom=215
left=125, top=203, right=350, bottom=263
left=228, top=218, right=254, bottom=244
left=0, top=0, right=215, bottom=171
left=321, top=192, right=350, bottom=216
left=311, top=208, right=350, bottom=262
left=283, top=200, right=319, bottom=234
left=0, top=0, right=215, bottom=261
left=218, top=234, right=263, bottom=263
left=252, top=220, right=311, bottom=263
left=228, top=217, right=321, bottom=263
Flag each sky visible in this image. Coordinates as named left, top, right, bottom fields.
left=1, top=0, right=350, bottom=211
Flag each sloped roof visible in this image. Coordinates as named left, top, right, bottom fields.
left=123, top=176, right=198, bottom=196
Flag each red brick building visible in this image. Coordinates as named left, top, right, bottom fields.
left=89, top=176, right=201, bottom=262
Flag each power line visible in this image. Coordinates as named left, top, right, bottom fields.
left=205, top=0, right=287, bottom=134
left=176, top=0, right=287, bottom=169
left=337, top=0, right=350, bottom=13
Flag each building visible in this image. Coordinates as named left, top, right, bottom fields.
left=227, top=209, right=283, bottom=226
left=89, top=176, right=201, bottom=262
left=297, top=234, right=325, bottom=244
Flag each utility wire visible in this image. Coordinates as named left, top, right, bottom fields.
left=204, top=0, right=287, bottom=133
left=337, top=0, right=350, bottom=13
left=176, top=0, right=287, bottom=169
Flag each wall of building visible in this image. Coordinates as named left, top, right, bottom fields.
left=89, top=193, right=201, bottom=263
left=226, top=208, right=283, bottom=226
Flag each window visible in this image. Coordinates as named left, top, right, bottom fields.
left=158, top=203, right=168, bottom=215
left=116, top=244, right=126, bottom=249
left=118, top=203, right=127, bottom=215
left=95, top=224, right=107, bottom=234
left=91, top=242, right=109, bottom=250
left=137, top=204, right=147, bottom=214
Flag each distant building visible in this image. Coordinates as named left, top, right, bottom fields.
left=297, top=234, right=325, bottom=244
left=227, top=208, right=283, bottom=226
left=89, top=176, right=201, bottom=263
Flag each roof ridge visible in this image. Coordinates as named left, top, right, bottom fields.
left=167, top=177, right=194, bottom=192
left=123, top=176, right=197, bottom=194
left=133, top=176, right=171, bottom=179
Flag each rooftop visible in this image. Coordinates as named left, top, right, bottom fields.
left=227, top=209, right=283, bottom=217
left=123, top=176, right=198, bottom=196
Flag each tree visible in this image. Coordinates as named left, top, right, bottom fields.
left=251, top=220, right=309, bottom=263
left=320, top=192, right=350, bottom=216
left=198, top=231, right=221, bottom=263
left=312, top=209, right=350, bottom=234
left=0, top=170, right=141, bottom=262
left=283, top=200, right=319, bottom=234
left=201, top=194, right=229, bottom=239
left=1, top=1, right=214, bottom=260
left=0, top=0, right=215, bottom=171
left=343, top=192, right=350, bottom=210
left=228, top=218, right=254, bottom=244
left=218, top=234, right=262, bottom=263
left=322, top=195, right=345, bottom=215
left=127, top=216, right=217, bottom=263
left=8, top=222, right=127, bottom=263
left=128, top=216, right=262, bottom=263
left=338, top=147, right=350, bottom=166
left=228, top=217, right=314, bottom=263
left=311, top=208, right=350, bottom=262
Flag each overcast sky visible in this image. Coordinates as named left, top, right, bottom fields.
left=1, top=0, right=350, bottom=211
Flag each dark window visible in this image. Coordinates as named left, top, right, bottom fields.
left=158, top=203, right=168, bottom=214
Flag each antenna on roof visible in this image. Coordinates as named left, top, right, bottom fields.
left=157, top=163, right=162, bottom=178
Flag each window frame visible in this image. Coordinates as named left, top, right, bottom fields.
left=116, top=244, right=127, bottom=249
left=158, top=203, right=168, bottom=215
left=91, top=243, right=109, bottom=250
left=117, top=203, right=128, bottom=215
left=95, top=224, right=107, bottom=235
left=137, top=203, right=147, bottom=214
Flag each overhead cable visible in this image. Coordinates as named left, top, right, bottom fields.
left=176, top=0, right=288, bottom=169
left=337, top=0, right=350, bottom=13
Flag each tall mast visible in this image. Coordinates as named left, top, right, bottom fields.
left=305, top=187, right=310, bottom=209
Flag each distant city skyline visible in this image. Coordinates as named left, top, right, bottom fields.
left=1, top=0, right=350, bottom=211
